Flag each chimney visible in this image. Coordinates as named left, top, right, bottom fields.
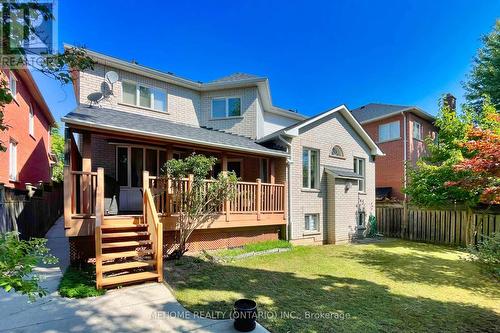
left=444, top=93, right=456, bottom=112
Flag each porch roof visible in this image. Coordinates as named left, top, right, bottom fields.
left=62, top=107, right=289, bottom=157
left=324, top=166, right=363, bottom=180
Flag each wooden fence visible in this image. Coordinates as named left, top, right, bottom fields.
left=376, top=203, right=499, bottom=246
left=0, top=183, right=64, bottom=240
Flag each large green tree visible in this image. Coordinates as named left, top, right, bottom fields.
left=0, top=1, right=94, bottom=151
left=464, top=20, right=500, bottom=111
left=405, top=97, right=499, bottom=207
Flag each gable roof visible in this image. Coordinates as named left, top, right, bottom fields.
left=64, top=44, right=306, bottom=122
left=210, top=73, right=262, bottom=83
left=350, top=103, right=435, bottom=124
left=258, top=105, right=384, bottom=156
left=62, top=107, right=288, bottom=157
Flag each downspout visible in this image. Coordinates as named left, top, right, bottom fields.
left=402, top=112, right=407, bottom=201
left=278, top=135, right=293, bottom=240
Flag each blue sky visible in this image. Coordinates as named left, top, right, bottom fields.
left=33, top=0, right=500, bottom=128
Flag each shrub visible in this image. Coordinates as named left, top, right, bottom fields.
left=367, top=215, right=378, bottom=238
left=0, top=232, right=57, bottom=301
left=468, top=232, right=500, bottom=278
left=58, top=265, right=105, bottom=298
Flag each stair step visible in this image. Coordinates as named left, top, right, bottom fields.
left=102, top=240, right=152, bottom=249
left=101, top=271, right=159, bottom=287
left=102, top=231, right=150, bottom=239
left=101, top=250, right=153, bottom=260
left=102, top=260, right=155, bottom=273
left=101, top=224, right=148, bottom=230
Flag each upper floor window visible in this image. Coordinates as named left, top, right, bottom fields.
left=9, top=72, right=17, bottom=98
left=211, top=97, right=241, bottom=118
left=378, top=121, right=400, bottom=142
left=330, top=145, right=344, bottom=158
left=413, top=121, right=422, bottom=140
left=122, top=81, right=167, bottom=112
left=29, top=104, right=34, bottom=137
left=303, top=148, right=319, bottom=189
left=9, top=140, right=17, bottom=181
left=354, top=157, right=365, bottom=193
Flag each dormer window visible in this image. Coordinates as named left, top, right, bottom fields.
left=211, top=97, right=241, bottom=118
left=122, top=81, right=167, bottom=112
left=330, top=145, right=344, bottom=158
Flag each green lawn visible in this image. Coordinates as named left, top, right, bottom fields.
left=166, top=239, right=500, bottom=333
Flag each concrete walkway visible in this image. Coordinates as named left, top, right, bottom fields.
left=0, top=217, right=268, bottom=333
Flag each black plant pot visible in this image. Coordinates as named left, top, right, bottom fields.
left=233, top=299, right=257, bottom=332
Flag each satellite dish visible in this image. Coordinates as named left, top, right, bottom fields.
left=87, top=92, right=103, bottom=107
left=105, top=71, right=119, bottom=84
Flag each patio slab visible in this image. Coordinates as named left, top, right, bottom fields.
left=0, top=217, right=268, bottom=333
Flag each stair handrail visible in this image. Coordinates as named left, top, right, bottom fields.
left=143, top=171, right=163, bottom=282
left=95, top=167, right=105, bottom=289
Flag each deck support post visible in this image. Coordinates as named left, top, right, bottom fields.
left=63, top=165, right=72, bottom=228
left=143, top=171, right=149, bottom=222
left=81, top=132, right=92, bottom=215
left=222, top=155, right=231, bottom=221
left=95, top=167, right=105, bottom=289
left=256, top=178, right=261, bottom=220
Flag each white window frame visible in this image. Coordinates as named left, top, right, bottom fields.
left=211, top=96, right=242, bottom=119
left=302, top=147, right=320, bottom=190
left=28, top=104, right=34, bottom=137
left=304, top=214, right=319, bottom=232
left=354, top=157, right=366, bottom=193
left=413, top=121, right=422, bottom=140
left=378, top=121, right=400, bottom=142
left=121, top=80, right=167, bottom=112
left=9, top=139, right=18, bottom=181
left=9, top=71, right=17, bottom=99
left=116, top=144, right=167, bottom=188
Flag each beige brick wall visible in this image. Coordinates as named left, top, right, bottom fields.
left=77, top=65, right=260, bottom=138
left=289, top=112, right=376, bottom=243
left=200, top=87, right=258, bottom=139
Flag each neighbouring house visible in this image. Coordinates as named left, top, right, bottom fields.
left=351, top=102, right=439, bottom=200
left=61, top=45, right=382, bottom=287
left=0, top=68, right=56, bottom=190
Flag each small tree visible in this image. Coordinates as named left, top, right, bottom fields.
left=0, top=232, right=57, bottom=301
left=50, top=127, right=64, bottom=182
left=161, top=154, right=237, bottom=258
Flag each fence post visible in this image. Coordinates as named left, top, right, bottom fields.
left=402, top=201, right=408, bottom=239
left=256, top=178, right=261, bottom=220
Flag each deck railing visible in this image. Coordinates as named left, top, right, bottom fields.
left=64, top=166, right=98, bottom=223
left=147, top=175, right=285, bottom=219
left=64, top=166, right=286, bottom=222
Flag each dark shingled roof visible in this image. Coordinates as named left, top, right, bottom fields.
left=324, top=166, right=363, bottom=179
left=210, top=72, right=262, bottom=83
left=62, top=107, right=288, bottom=156
left=350, top=103, right=435, bottom=124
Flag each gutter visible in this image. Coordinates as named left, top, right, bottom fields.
left=278, top=135, right=293, bottom=241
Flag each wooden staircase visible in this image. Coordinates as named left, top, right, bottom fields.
left=94, top=169, right=163, bottom=289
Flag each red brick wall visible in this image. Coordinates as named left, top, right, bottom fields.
left=361, top=113, right=437, bottom=200
left=407, top=113, right=437, bottom=167
left=362, top=114, right=405, bottom=199
left=0, top=70, right=52, bottom=189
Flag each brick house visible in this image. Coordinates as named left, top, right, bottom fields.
left=0, top=68, right=56, bottom=190
left=62, top=45, right=382, bottom=287
left=351, top=103, right=438, bottom=200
